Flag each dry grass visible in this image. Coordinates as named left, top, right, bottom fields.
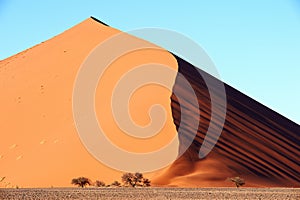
left=0, top=187, right=299, bottom=200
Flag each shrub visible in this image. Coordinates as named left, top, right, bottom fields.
left=230, top=177, right=245, bottom=188
left=141, top=178, right=151, bottom=187
left=111, top=181, right=121, bottom=187
left=94, top=180, right=106, bottom=187
left=71, top=177, right=91, bottom=188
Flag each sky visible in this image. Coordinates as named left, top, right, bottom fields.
left=0, top=0, right=299, bottom=124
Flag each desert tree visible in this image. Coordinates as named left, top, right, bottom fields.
left=94, top=180, right=106, bottom=187
left=71, top=177, right=91, bottom=188
left=122, top=172, right=135, bottom=187
left=121, top=172, right=150, bottom=187
left=230, top=177, right=245, bottom=188
left=122, top=172, right=142, bottom=187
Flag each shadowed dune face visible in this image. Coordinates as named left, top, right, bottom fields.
left=152, top=56, right=300, bottom=187
left=0, top=18, right=179, bottom=187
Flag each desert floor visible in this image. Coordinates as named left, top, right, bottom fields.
left=0, top=187, right=299, bottom=200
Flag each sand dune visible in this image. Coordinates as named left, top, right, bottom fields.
left=0, top=17, right=299, bottom=188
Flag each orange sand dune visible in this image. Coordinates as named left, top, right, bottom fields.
left=0, top=17, right=178, bottom=187
left=1, top=17, right=299, bottom=188
left=152, top=56, right=300, bottom=187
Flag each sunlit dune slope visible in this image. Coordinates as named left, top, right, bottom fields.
left=0, top=17, right=178, bottom=187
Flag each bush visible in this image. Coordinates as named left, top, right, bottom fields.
left=111, top=181, right=121, bottom=187
left=141, top=178, right=151, bottom=187
left=94, top=180, right=106, bottom=187
left=230, top=177, right=245, bottom=188
left=71, top=177, right=91, bottom=188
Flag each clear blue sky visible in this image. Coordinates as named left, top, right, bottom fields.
left=1, top=0, right=299, bottom=123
